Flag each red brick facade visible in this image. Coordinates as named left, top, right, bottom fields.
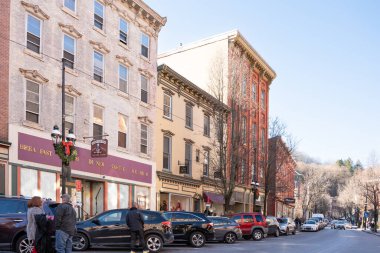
left=0, top=0, right=10, bottom=144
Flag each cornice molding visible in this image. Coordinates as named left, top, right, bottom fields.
left=138, top=116, right=153, bottom=125
left=138, top=68, right=154, bottom=78
left=162, top=87, right=175, bottom=96
left=19, top=68, right=49, bottom=84
left=21, top=1, right=50, bottom=20
left=161, top=129, right=175, bottom=136
left=202, top=145, right=211, bottom=151
left=89, top=40, right=110, bottom=54
left=157, top=171, right=201, bottom=187
left=116, top=55, right=133, bottom=67
left=183, top=138, right=195, bottom=144
left=57, top=84, right=82, bottom=97
left=58, top=23, right=82, bottom=39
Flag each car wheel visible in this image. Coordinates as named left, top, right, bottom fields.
left=16, top=235, right=33, bottom=253
left=285, top=228, right=289, bottom=236
left=224, top=232, right=237, bottom=244
left=189, top=231, right=206, bottom=248
left=145, top=234, right=163, bottom=252
left=252, top=229, right=263, bottom=241
left=72, top=233, right=89, bottom=251
left=242, top=235, right=252, bottom=240
left=274, top=229, right=280, bottom=237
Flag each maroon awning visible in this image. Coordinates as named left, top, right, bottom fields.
left=203, top=191, right=225, bottom=204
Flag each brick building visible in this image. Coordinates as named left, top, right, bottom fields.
left=267, top=136, right=296, bottom=218
left=0, top=0, right=165, bottom=216
left=158, top=30, right=276, bottom=212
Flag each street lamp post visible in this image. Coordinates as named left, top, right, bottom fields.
left=51, top=58, right=77, bottom=195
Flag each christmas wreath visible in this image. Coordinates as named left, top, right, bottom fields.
left=54, top=142, right=78, bottom=165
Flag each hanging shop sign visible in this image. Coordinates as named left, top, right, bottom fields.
left=284, top=197, right=295, bottom=204
left=91, top=139, right=108, bottom=158
left=179, top=165, right=188, bottom=174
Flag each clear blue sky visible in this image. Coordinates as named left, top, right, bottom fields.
left=145, top=0, right=380, bottom=165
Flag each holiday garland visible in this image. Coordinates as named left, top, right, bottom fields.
left=54, top=142, right=78, bottom=165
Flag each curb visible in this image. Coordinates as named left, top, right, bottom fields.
left=362, top=230, right=380, bottom=237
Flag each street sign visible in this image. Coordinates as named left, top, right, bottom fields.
left=364, top=211, right=369, bottom=218
left=91, top=139, right=108, bottom=158
left=284, top=197, right=295, bottom=203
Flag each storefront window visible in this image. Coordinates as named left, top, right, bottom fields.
left=107, top=182, right=118, bottom=210
left=134, top=186, right=150, bottom=210
left=119, top=184, right=129, bottom=208
left=20, top=168, right=38, bottom=197
left=40, top=171, right=56, bottom=201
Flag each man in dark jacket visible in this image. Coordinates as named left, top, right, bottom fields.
left=126, top=202, right=148, bottom=253
left=55, top=194, right=77, bottom=253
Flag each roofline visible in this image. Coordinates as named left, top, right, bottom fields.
left=135, top=0, right=167, bottom=27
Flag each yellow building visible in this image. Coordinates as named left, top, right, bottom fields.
left=155, top=64, right=228, bottom=215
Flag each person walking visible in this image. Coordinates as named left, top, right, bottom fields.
left=27, top=196, right=44, bottom=253
left=126, top=203, right=148, bottom=253
left=55, top=194, right=77, bottom=253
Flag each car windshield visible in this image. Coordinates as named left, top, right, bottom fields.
left=305, top=220, right=316, bottom=224
left=337, top=221, right=345, bottom=224
left=277, top=218, right=288, bottom=223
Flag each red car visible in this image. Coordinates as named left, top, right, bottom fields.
left=229, top=213, right=268, bottom=241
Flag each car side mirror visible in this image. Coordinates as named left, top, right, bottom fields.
left=92, top=219, right=100, bottom=225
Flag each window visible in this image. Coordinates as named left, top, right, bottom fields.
left=0, top=199, right=27, bottom=214
left=140, top=124, right=148, bottom=154
left=64, top=94, right=75, bottom=134
left=98, top=211, right=123, bottom=224
left=252, top=123, right=257, bottom=148
left=26, top=15, right=41, bottom=53
left=195, top=149, right=200, bottom=162
left=63, top=34, right=75, bottom=69
left=185, top=103, right=193, bottom=128
left=241, top=159, right=246, bottom=184
left=163, top=93, right=172, bottom=119
left=252, top=82, right=256, bottom=101
left=26, top=81, right=40, bottom=123
left=163, top=135, right=171, bottom=171
left=94, top=0, right=104, bottom=30
left=93, top=51, right=104, bottom=82
left=119, top=18, right=128, bottom=45
left=118, top=114, right=128, bottom=148
left=93, top=105, right=103, bottom=139
left=261, top=90, right=265, bottom=109
left=173, top=213, right=201, bottom=222
left=261, top=128, right=265, bottom=151
left=243, top=215, right=253, bottom=223
left=241, top=116, right=247, bottom=144
left=204, top=114, right=210, bottom=136
left=64, top=0, right=76, bottom=12
left=203, top=150, right=209, bottom=176
left=140, top=75, right=148, bottom=103
left=141, top=33, right=149, bottom=58
left=242, top=76, right=247, bottom=96
left=119, top=64, right=128, bottom=93
left=232, top=215, right=242, bottom=223
left=185, top=142, right=192, bottom=175
left=255, top=215, right=264, bottom=222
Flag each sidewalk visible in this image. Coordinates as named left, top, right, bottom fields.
left=362, top=229, right=380, bottom=237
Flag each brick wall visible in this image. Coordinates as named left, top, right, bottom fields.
left=0, top=0, right=10, bottom=143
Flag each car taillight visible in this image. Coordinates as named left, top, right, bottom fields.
left=161, top=221, right=171, bottom=229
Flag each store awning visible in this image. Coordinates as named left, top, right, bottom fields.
left=203, top=191, right=225, bottom=204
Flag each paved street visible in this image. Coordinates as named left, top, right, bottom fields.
left=73, top=229, right=380, bottom=253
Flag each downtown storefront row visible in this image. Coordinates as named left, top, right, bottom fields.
left=5, top=127, right=155, bottom=220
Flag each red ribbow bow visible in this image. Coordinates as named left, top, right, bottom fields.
left=62, top=141, right=73, bottom=156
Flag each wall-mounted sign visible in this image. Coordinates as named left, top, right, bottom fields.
left=284, top=197, right=295, bottom=203
left=91, top=139, right=108, bottom=158
left=179, top=165, right=188, bottom=174
left=75, top=180, right=82, bottom=191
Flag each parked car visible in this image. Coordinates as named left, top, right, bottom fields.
left=73, top=209, right=174, bottom=252
left=308, top=217, right=324, bottom=230
left=301, top=220, right=319, bottom=232
left=229, top=212, right=268, bottom=241
left=0, top=196, right=57, bottom=253
left=277, top=217, right=296, bottom=235
left=265, top=216, right=280, bottom=237
left=330, top=220, right=338, bottom=229
left=207, top=216, right=242, bottom=243
left=334, top=220, right=352, bottom=230
left=162, top=212, right=214, bottom=248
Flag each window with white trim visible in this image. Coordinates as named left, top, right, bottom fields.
left=118, top=114, right=128, bottom=148
left=118, top=64, right=128, bottom=93
left=94, top=0, right=104, bottom=30
left=140, top=124, right=148, bottom=154
left=203, top=150, right=210, bottom=176
left=63, top=34, right=75, bottom=69
left=261, top=90, right=266, bottom=109
left=93, top=51, right=104, bottom=82
left=204, top=114, right=210, bottom=136
left=163, top=135, right=171, bottom=171
left=141, top=75, right=148, bottom=103
left=185, top=142, right=192, bottom=175
left=163, top=93, right=172, bottom=119
left=185, top=103, right=193, bottom=128
left=64, top=94, right=75, bottom=134
left=119, top=18, right=128, bottom=45
left=93, top=105, right=104, bottom=140
left=64, top=0, right=76, bottom=12
left=252, top=82, right=256, bottom=101
left=26, top=80, right=40, bottom=123
left=242, top=76, right=247, bottom=96
left=141, top=33, right=149, bottom=58
left=26, top=15, right=41, bottom=54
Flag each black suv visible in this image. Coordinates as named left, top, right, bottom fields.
left=162, top=212, right=215, bottom=248
left=0, top=196, right=57, bottom=253
left=73, top=209, right=174, bottom=252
